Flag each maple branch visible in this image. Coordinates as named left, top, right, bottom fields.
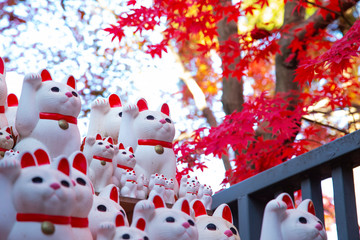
left=302, top=116, right=349, bottom=134
left=302, top=0, right=341, bottom=17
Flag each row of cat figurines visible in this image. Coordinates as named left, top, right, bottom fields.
left=0, top=58, right=179, bottom=197
left=0, top=148, right=327, bottom=240
left=0, top=149, right=237, bottom=240
left=81, top=133, right=213, bottom=206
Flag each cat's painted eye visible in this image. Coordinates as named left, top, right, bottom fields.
left=166, top=217, right=175, bottom=223
left=97, top=205, right=107, bottom=212
left=120, top=209, right=126, bottom=216
left=51, top=87, right=60, bottom=92
left=144, top=237, right=149, bottom=240
left=230, top=227, right=237, bottom=235
left=122, top=151, right=127, bottom=154
left=122, top=234, right=130, bottom=239
left=32, top=177, right=43, bottom=183
left=61, top=180, right=70, bottom=187
left=119, top=112, right=122, bottom=117
left=146, top=115, right=155, bottom=120
left=76, top=177, right=86, bottom=186
left=188, top=219, right=195, bottom=226
left=98, top=142, right=103, bottom=145
left=72, top=91, right=78, bottom=97
left=165, top=118, right=172, bottom=123
left=0, top=132, right=3, bottom=135
left=109, top=145, right=113, bottom=148
left=9, top=135, right=12, bottom=138
left=206, top=223, right=217, bottom=231
left=299, top=217, right=307, bottom=224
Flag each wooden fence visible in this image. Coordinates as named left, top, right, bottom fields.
left=212, top=130, right=360, bottom=240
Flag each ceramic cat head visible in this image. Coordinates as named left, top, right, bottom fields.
left=134, top=98, right=175, bottom=142
left=133, top=195, right=198, bottom=240
left=192, top=200, right=240, bottom=240
left=260, top=193, right=327, bottom=240
left=84, top=134, right=116, bottom=163
left=179, top=174, right=200, bottom=198
left=114, top=143, right=136, bottom=170
left=13, top=149, right=75, bottom=215
left=35, top=70, right=81, bottom=117
left=89, top=184, right=128, bottom=239
left=0, top=126, right=14, bottom=155
left=8, top=149, right=76, bottom=240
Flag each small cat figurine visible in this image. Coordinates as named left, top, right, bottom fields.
left=112, top=143, right=136, bottom=188
left=0, top=57, right=9, bottom=128
left=118, top=99, right=177, bottom=187
left=89, top=184, right=129, bottom=240
left=0, top=126, right=14, bottom=157
left=260, top=193, right=327, bottom=240
left=164, top=178, right=176, bottom=204
left=179, top=174, right=200, bottom=198
left=0, top=147, right=21, bottom=240
left=87, top=134, right=116, bottom=193
left=97, top=211, right=149, bottom=240
left=120, top=169, right=138, bottom=198
left=6, top=93, right=19, bottom=137
left=133, top=195, right=199, bottom=240
left=8, top=149, right=76, bottom=240
left=15, top=70, right=81, bottom=158
left=67, top=151, right=94, bottom=240
left=136, top=173, right=149, bottom=200
left=87, top=94, right=123, bottom=142
left=192, top=200, right=240, bottom=240
left=198, top=184, right=213, bottom=210
left=148, top=173, right=166, bottom=200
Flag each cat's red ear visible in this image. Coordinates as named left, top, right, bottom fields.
left=0, top=57, right=5, bottom=75
left=129, top=147, right=134, bottom=153
left=72, top=152, right=87, bottom=175
left=181, top=199, right=191, bottom=216
left=109, top=94, right=122, bottom=108
left=119, top=143, right=125, bottom=150
left=107, top=137, right=113, bottom=145
left=96, top=134, right=102, bottom=140
left=192, top=200, right=207, bottom=217
left=153, top=195, right=165, bottom=209
left=5, top=127, right=11, bottom=135
left=115, top=213, right=126, bottom=227
left=7, top=94, right=18, bottom=107
left=279, top=193, right=294, bottom=209
left=135, top=218, right=146, bottom=231
left=213, top=204, right=233, bottom=224
left=67, top=76, right=76, bottom=89
left=161, top=103, right=170, bottom=116
left=110, top=186, right=119, bottom=203
left=34, top=149, right=50, bottom=166
left=21, top=152, right=37, bottom=168
left=58, top=158, right=71, bottom=176
left=41, top=69, right=52, bottom=82
left=137, top=98, right=148, bottom=112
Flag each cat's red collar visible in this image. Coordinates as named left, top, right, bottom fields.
left=39, top=112, right=77, bottom=125
left=93, top=155, right=112, bottom=162
left=71, top=217, right=89, bottom=228
left=0, top=106, right=4, bottom=113
left=138, top=139, right=173, bottom=148
left=117, top=164, right=133, bottom=171
left=126, top=179, right=137, bottom=183
left=17, top=213, right=70, bottom=225
left=0, top=147, right=9, bottom=152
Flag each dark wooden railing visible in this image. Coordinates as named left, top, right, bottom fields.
left=212, top=130, right=360, bottom=240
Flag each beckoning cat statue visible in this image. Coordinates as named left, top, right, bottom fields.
left=15, top=70, right=81, bottom=158
left=260, top=192, right=327, bottom=240
left=118, top=98, right=177, bottom=191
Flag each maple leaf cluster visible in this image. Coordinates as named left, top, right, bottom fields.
left=106, top=0, right=360, bottom=183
